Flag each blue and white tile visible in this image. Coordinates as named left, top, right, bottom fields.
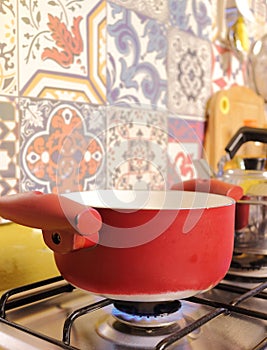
left=107, top=2, right=167, bottom=109
left=167, top=28, right=212, bottom=119
left=108, top=0, right=169, bottom=22
left=169, top=0, right=212, bottom=41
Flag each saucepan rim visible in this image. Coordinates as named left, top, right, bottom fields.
left=62, top=189, right=235, bottom=211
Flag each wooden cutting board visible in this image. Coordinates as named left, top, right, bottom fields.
left=204, top=86, right=266, bottom=172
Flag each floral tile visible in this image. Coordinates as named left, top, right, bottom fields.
left=108, top=0, right=169, bottom=23
left=18, top=0, right=106, bottom=103
left=106, top=106, right=168, bottom=190
left=167, top=117, right=204, bottom=185
left=107, top=3, right=167, bottom=109
left=211, top=42, right=245, bottom=93
left=19, top=98, right=106, bottom=193
left=0, top=96, right=19, bottom=196
left=167, top=28, right=212, bottom=119
left=0, top=0, right=18, bottom=96
left=169, top=0, right=212, bottom=41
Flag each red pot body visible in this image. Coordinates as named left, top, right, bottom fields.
left=55, top=203, right=235, bottom=301
left=0, top=184, right=238, bottom=302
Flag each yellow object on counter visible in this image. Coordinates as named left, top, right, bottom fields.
left=232, top=16, right=250, bottom=53
left=0, top=223, right=59, bottom=293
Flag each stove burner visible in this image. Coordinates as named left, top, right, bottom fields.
left=112, top=300, right=183, bottom=328
left=97, top=316, right=184, bottom=349
left=231, top=252, right=267, bottom=270
left=114, top=300, right=182, bottom=317
left=97, top=300, right=200, bottom=349
left=227, top=252, right=267, bottom=282
left=112, top=300, right=182, bottom=329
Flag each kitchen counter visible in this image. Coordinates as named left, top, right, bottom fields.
left=0, top=223, right=59, bottom=293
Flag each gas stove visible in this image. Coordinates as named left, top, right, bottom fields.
left=0, top=275, right=266, bottom=350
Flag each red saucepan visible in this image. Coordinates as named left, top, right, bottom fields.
left=0, top=179, right=243, bottom=301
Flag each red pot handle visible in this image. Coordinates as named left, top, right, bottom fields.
left=171, top=178, right=248, bottom=230
left=171, top=178, right=244, bottom=201
left=0, top=191, right=102, bottom=254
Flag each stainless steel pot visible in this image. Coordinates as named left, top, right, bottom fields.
left=219, top=126, right=267, bottom=254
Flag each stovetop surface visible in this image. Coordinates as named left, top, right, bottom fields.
left=0, top=276, right=266, bottom=350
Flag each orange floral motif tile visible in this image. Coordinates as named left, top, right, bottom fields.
left=19, top=98, right=106, bottom=193
left=18, top=0, right=106, bottom=103
left=168, top=117, right=205, bottom=185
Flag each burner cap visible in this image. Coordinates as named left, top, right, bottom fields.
left=112, top=300, right=183, bottom=328
left=228, top=253, right=267, bottom=281
left=113, top=300, right=182, bottom=317
left=231, top=253, right=267, bottom=270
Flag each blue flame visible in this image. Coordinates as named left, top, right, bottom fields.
left=112, top=306, right=184, bottom=327
left=112, top=307, right=159, bottom=323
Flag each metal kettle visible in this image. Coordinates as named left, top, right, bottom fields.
left=219, top=126, right=267, bottom=255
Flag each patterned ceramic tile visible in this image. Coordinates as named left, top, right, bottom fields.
left=167, top=117, right=204, bottom=185
left=210, top=0, right=218, bottom=42
left=0, top=0, right=256, bottom=197
left=106, top=106, right=168, bottom=190
left=107, top=3, right=167, bottom=108
left=19, top=98, right=106, bottom=193
left=0, top=0, right=18, bottom=96
left=167, top=28, right=212, bottom=119
left=108, top=0, right=169, bottom=23
left=211, top=42, right=245, bottom=93
left=169, top=0, right=212, bottom=41
left=18, top=0, right=106, bottom=103
left=0, top=96, right=19, bottom=196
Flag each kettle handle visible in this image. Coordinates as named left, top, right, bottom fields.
left=225, top=126, right=267, bottom=159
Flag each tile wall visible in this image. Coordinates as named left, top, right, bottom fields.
left=0, top=0, right=264, bottom=195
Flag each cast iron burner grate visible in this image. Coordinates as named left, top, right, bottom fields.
left=0, top=276, right=267, bottom=350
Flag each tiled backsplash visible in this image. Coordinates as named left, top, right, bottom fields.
left=1, top=0, right=262, bottom=194
left=0, top=97, right=19, bottom=195
left=19, top=99, right=106, bottom=193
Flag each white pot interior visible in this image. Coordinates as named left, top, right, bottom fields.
left=63, top=190, right=234, bottom=211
